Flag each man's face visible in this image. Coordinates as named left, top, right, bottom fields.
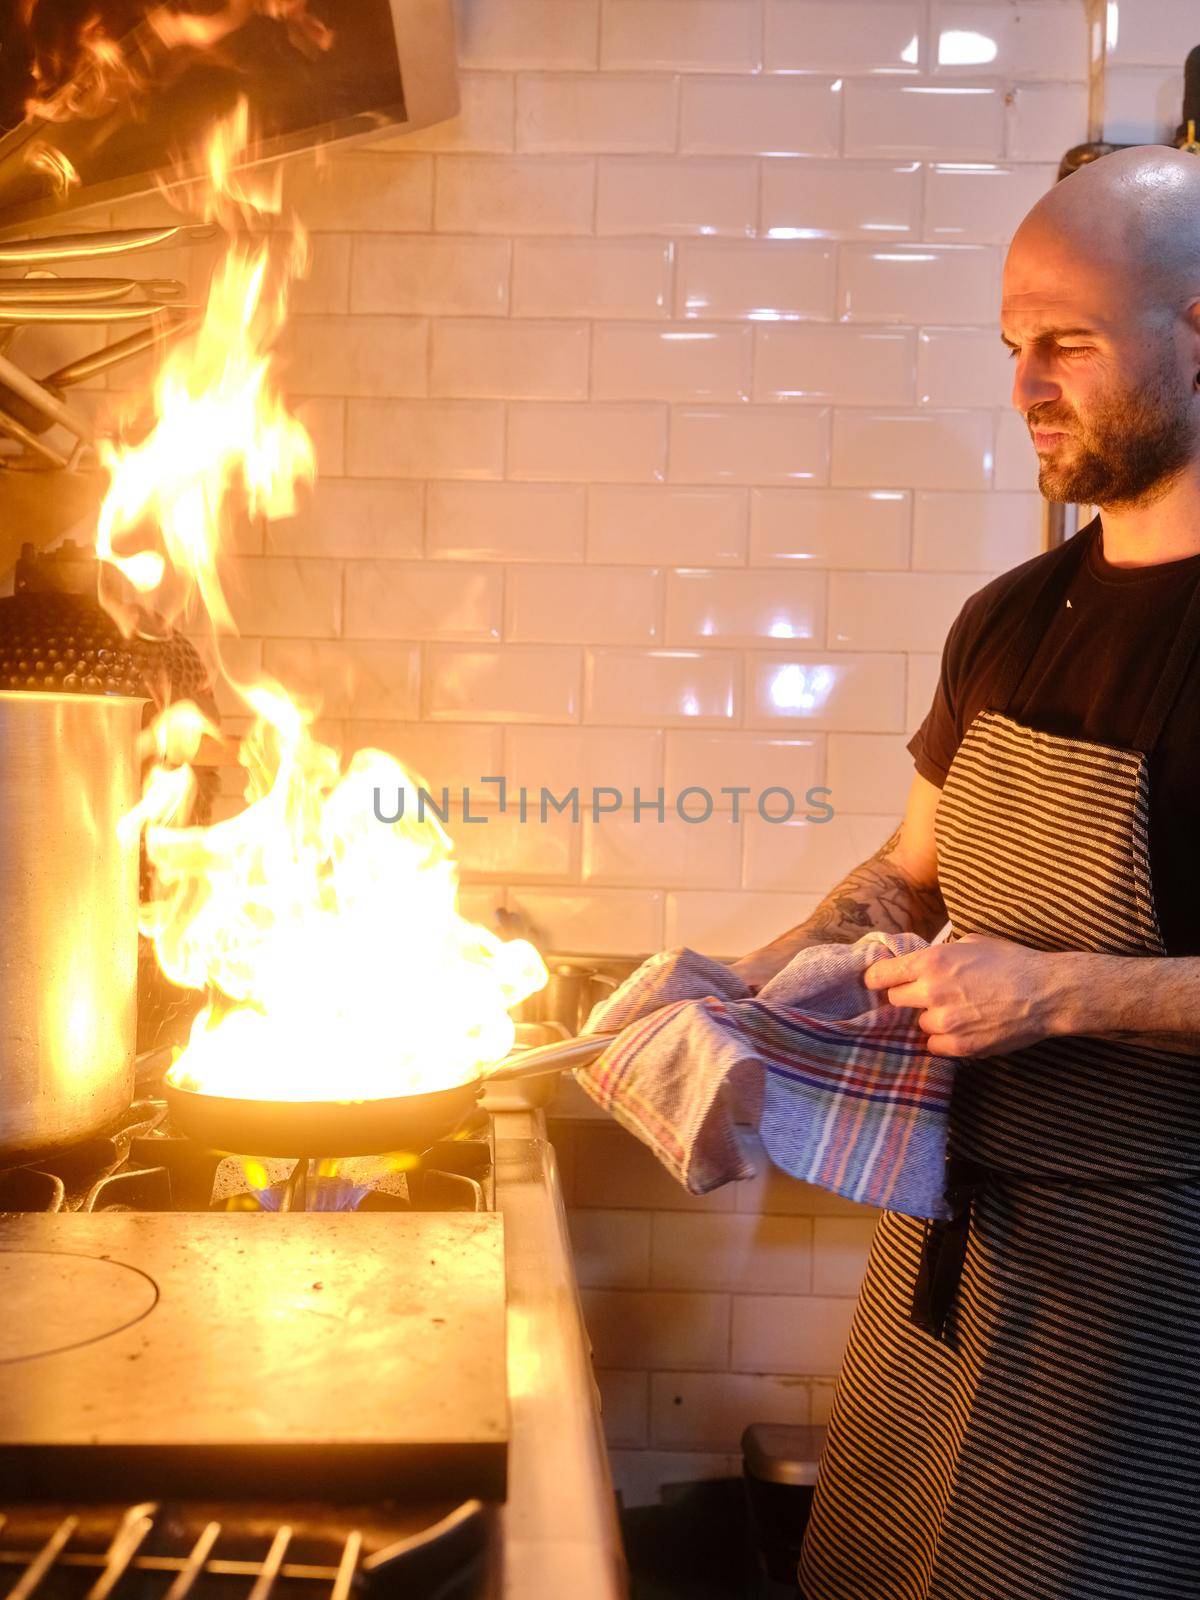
left=1001, top=229, right=1198, bottom=507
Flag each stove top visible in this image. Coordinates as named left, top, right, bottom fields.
left=0, top=1082, right=521, bottom=1600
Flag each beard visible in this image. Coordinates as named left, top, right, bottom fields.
left=1029, top=364, right=1197, bottom=507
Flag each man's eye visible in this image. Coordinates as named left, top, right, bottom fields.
left=1057, top=345, right=1090, bottom=358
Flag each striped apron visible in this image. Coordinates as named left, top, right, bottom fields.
left=798, top=529, right=1200, bottom=1600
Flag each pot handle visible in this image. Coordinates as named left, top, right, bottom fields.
left=484, top=1031, right=618, bottom=1081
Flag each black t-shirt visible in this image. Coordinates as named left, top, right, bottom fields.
left=907, top=516, right=1200, bottom=957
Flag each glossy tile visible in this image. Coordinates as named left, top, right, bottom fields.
left=447, top=802, right=576, bottom=882
left=810, top=1216, right=877, bottom=1295
left=844, top=81, right=1005, bottom=160
left=282, top=153, right=433, bottom=231
left=664, top=731, right=824, bottom=810
left=765, top=0, right=922, bottom=73
left=227, top=558, right=341, bottom=638
left=650, top=1371, right=809, bottom=1451
left=345, top=399, right=505, bottom=480
left=679, top=75, right=840, bottom=156
left=431, top=318, right=590, bottom=399
left=913, top=489, right=1042, bottom=571
left=664, top=890, right=821, bottom=957
left=341, top=721, right=504, bottom=794
left=761, top=159, right=922, bottom=241
left=350, top=235, right=511, bottom=316
left=601, top=0, right=763, bottom=72
left=924, top=161, right=1057, bottom=245
left=569, top=1211, right=652, bottom=1290
left=457, top=0, right=600, bottom=69
left=746, top=651, right=905, bottom=731
left=508, top=402, right=669, bottom=482
left=931, top=2, right=1087, bottom=80
left=427, top=482, right=587, bottom=562
left=750, top=488, right=911, bottom=569
left=581, top=808, right=742, bottom=889
left=670, top=405, right=831, bottom=485
left=513, top=238, right=673, bottom=317
left=424, top=643, right=582, bottom=722
left=585, top=649, right=739, bottom=726
left=506, top=725, right=664, bottom=800
left=651, top=1213, right=813, bottom=1294
left=742, top=810, right=901, bottom=891
left=1106, top=1, right=1200, bottom=67
left=831, top=408, right=994, bottom=490
left=1101, top=65, right=1185, bottom=145
left=597, top=157, right=758, bottom=237
left=917, top=326, right=1012, bottom=407
left=825, top=732, right=915, bottom=813
left=755, top=324, right=915, bottom=405
left=289, top=398, right=344, bottom=476
left=516, top=71, right=677, bottom=153
left=838, top=243, right=998, bottom=325
left=665, top=568, right=826, bottom=647
left=377, top=71, right=515, bottom=153
left=828, top=571, right=982, bottom=652
left=581, top=1288, right=731, bottom=1371
left=1006, top=82, right=1089, bottom=161
left=288, top=234, right=351, bottom=313
left=266, top=480, right=424, bottom=559
left=506, top=886, right=665, bottom=956
left=344, top=562, right=503, bottom=641
left=676, top=240, right=837, bottom=321
left=588, top=486, right=748, bottom=566
left=435, top=155, right=596, bottom=234
left=506, top=565, right=661, bottom=644
left=593, top=323, right=753, bottom=402
left=280, top=316, right=428, bottom=398
left=262, top=640, right=421, bottom=719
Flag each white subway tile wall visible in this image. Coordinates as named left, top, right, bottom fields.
left=142, top=0, right=1093, bottom=1504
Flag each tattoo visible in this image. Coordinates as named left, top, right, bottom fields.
left=747, top=825, right=946, bottom=976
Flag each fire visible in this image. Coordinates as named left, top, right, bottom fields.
left=20, top=3, right=332, bottom=127
left=97, top=99, right=547, bottom=1106
left=23, top=139, right=81, bottom=197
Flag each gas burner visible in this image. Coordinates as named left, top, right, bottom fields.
left=0, top=1102, right=496, bottom=1215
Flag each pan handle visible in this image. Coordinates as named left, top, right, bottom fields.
left=484, top=1031, right=618, bottom=1081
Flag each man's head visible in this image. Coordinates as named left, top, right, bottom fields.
left=1003, top=146, right=1200, bottom=508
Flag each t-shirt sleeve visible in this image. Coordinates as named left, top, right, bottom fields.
left=906, top=601, right=976, bottom=788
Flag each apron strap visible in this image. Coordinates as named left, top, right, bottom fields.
left=1134, top=568, right=1200, bottom=754
left=989, top=520, right=1097, bottom=715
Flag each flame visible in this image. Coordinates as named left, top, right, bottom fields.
left=96, top=99, right=547, bottom=1110
left=23, top=138, right=81, bottom=197
left=25, top=14, right=143, bottom=124
left=21, top=3, right=331, bottom=127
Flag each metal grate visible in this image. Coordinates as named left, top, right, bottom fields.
left=0, top=1500, right=489, bottom=1600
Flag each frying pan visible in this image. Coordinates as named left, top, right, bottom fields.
left=161, top=1032, right=617, bottom=1157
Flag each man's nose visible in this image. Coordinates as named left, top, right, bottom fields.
left=1010, top=353, right=1059, bottom=413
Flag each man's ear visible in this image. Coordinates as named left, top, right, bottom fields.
left=1185, top=298, right=1200, bottom=386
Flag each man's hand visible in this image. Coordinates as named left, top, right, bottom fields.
left=862, top=933, right=1075, bottom=1057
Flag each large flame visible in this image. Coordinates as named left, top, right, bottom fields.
left=21, top=2, right=331, bottom=126
left=98, top=100, right=547, bottom=1107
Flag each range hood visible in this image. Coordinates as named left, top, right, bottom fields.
left=0, top=0, right=459, bottom=230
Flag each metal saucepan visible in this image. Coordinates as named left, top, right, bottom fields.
left=161, top=1032, right=618, bottom=1157
left=0, top=692, right=144, bottom=1160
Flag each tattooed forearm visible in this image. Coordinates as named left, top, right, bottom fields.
left=728, top=825, right=946, bottom=990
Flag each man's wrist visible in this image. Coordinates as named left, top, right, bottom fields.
left=1045, top=950, right=1124, bottom=1036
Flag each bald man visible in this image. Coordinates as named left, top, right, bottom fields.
left=731, top=147, right=1200, bottom=1598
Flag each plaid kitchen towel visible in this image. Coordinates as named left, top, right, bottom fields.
left=576, top=932, right=955, bottom=1221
